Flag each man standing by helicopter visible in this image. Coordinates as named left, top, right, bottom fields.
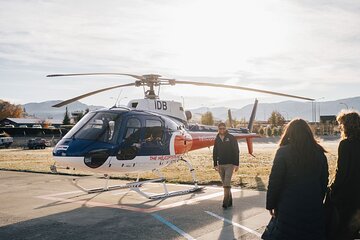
left=213, top=122, right=240, bottom=209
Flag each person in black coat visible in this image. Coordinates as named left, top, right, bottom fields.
left=213, top=122, right=239, bottom=209
left=263, top=119, right=329, bottom=240
left=329, top=111, right=360, bottom=240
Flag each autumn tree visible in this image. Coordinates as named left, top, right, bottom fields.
left=201, top=111, right=214, bottom=125
left=41, top=119, right=52, bottom=128
left=0, top=99, right=23, bottom=120
left=268, top=111, right=285, bottom=127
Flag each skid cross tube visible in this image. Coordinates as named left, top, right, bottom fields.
left=133, top=158, right=204, bottom=200
left=71, top=175, right=164, bottom=194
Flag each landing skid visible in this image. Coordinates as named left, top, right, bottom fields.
left=133, top=184, right=204, bottom=200
left=50, top=158, right=203, bottom=199
left=71, top=175, right=165, bottom=194
left=133, top=163, right=204, bottom=199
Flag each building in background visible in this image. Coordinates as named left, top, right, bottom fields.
left=0, top=118, right=62, bottom=128
left=319, top=115, right=338, bottom=135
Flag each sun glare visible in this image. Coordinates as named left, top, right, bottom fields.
left=159, top=0, right=291, bottom=76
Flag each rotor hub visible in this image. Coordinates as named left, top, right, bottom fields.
left=140, top=74, right=162, bottom=99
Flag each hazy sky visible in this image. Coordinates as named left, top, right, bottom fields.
left=1, top=0, right=360, bottom=109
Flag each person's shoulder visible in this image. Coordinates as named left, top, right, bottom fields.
left=315, top=145, right=327, bottom=161
left=342, top=137, right=360, bottom=144
left=340, top=138, right=360, bottom=151
left=274, top=144, right=291, bottom=156
left=214, top=134, right=221, bottom=141
left=339, top=138, right=351, bottom=149
left=226, top=133, right=237, bottom=142
left=226, top=133, right=235, bottom=139
left=272, top=145, right=290, bottom=164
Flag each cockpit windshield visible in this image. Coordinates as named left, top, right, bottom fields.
left=63, top=111, right=122, bottom=144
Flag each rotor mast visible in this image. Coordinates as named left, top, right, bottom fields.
left=142, top=74, right=161, bottom=99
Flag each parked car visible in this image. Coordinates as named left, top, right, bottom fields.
left=27, top=138, right=50, bottom=149
left=47, top=126, right=56, bottom=129
left=19, top=125, right=28, bottom=128
left=4, top=124, right=15, bottom=128
left=0, top=134, right=13, bottom=148
left=32, top=125, right=42, bottom=129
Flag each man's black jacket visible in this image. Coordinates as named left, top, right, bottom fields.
left=213, top=132, right=239, bottom=167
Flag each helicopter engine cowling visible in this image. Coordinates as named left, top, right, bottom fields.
left=127, top=99, right=187, bottom=123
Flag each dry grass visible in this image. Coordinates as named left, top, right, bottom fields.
left=0, top=141, right=339, bottom=190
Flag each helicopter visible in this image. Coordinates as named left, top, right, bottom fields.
left=48, top=73, right=314, bottom=199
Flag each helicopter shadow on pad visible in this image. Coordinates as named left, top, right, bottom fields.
left=35, top=183, right=222, bottom=214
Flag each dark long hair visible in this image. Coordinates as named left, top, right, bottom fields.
left=337, top=110, right=360, bottom=140
left=279, top=118, right=326, bottom=171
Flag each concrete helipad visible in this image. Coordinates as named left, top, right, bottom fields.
left=0, top=170, right=270, bottom=240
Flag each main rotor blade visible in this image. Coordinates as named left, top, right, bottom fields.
left=174, top=80, right=314, bottom=101
left=47, top=73, right=144, bottom=80
left=52, top=82, right=136, bottom=108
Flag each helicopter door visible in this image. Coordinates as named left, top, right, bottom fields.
left=138, top=118, right=168, bottom=156
left=117, top=117, right=142, bottom=160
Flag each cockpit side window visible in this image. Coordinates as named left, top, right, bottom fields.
left=123, top=118, right=141, bottom=144
left=144, top=119, right=163, bottom=143
left=116, top=117, right=141, bottom=160
left=164, top=118, right=179, bottom=131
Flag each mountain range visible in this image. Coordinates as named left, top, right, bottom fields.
left=189, top=96, right=360, bottom=122
left=22, top=97, right=360, bottom=122
left=23, top=100, right=105, bottom=120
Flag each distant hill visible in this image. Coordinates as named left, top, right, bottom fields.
left=189, top=96, right=360, bottom=122
left=23, top=100, right=105, bottom=120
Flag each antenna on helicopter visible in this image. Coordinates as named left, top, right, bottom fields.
left=112, top=90, right=123, bottom=108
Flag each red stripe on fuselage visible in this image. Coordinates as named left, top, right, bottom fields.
left=188, top=132, right=217, bottom=151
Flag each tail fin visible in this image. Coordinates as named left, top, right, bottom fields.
left=247, top=98, right=258, bottom=132
left=227, top=109, right=233, bottom=128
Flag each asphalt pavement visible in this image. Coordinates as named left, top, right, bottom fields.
left=0, top=170, right=270, bottom=240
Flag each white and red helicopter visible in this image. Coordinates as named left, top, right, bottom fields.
left=48, top=73, right=314, bottom=199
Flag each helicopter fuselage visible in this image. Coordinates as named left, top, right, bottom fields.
left=53, top=107, right=257, bottom=174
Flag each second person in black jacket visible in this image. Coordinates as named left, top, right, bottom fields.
left=264, top=118, right=329, bottom=240
left=329, top=111, right=360, bottom=239
left=213, top=122, right=240, bottom=209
